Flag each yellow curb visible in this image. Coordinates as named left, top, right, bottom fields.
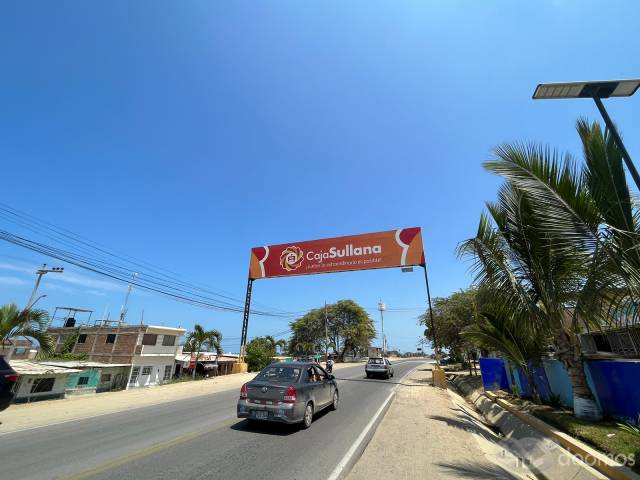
left=484, top=391, right=640, bottom=480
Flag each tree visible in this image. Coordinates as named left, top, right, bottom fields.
left=461, top=310, right=549, bottom=403
left=0, top=303, right=54, bottom=358
left=245, top=336, right=276, bottom=372
left=41, top=329, right=87, bottom=361
left=419, top=288, right=479, bottom=362
left=288, top=300, right=375, bottom=361
left=457, top=119, right=640, bottom=418
left=265, top=336, right=287, bottom=356
left=184, top=324, right=223, bottom=379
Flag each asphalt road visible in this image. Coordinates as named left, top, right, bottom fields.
left=0, top=360, right=427, bottom=480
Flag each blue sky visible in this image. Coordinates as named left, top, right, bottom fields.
left=1, top=1, right=639, bottom=353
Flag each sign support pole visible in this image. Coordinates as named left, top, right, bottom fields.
left=422, top=265, right=439, bottom=364
left=239, top=277, right=253, bottom=362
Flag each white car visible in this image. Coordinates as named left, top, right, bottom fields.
left=365, top=357, right=394, bottom=379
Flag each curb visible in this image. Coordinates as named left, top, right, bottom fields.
left=485, top=391, right=640, bottom=480
left=449, top=374, right=640, bottom=480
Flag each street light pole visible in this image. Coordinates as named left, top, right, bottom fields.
left=377, top=301, right=386, bottom=355
left=324, top=301, right=329, bottom=362
left=26, top=264, right=63, bottom=310
left=591, top=95, right=640, bottom=190
left=532, top=79, right=640, bottom=191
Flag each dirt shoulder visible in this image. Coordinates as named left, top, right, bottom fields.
left=347, top=366, right=535, bottom=479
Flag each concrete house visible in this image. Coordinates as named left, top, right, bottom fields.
left=48, top=322, right=186, bottom=389
left=0, top=338, right=39, bottom=360
left=39, top=361, right=131, bottom=394
left=9, top=360, right=82, bottom=403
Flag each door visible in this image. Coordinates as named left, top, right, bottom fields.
left=313, top=366, right=332, bottom=406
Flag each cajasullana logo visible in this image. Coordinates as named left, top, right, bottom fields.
left=280, top=246, right=304, bottom=271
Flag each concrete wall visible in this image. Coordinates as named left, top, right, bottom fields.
left=65, top=368, right=100, bottom=396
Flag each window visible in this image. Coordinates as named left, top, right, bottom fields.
left=77, top=334, right=87, bottom=344
left=257, top=366, right=301, bottom=382
left=14, top=347, right=26, bottom=354
left=106, top=334, right=116, bottom=344
left=314, top=366, right=327, bottom=381
left=163, top=365, right=172, bottom=381
left=77, top=377, right=89, bottom=386
left=141, top=366, right=152, bottom=376
left=162, top=335, right=176, bottom=346
left=142, top=334, right=158, bottom=345
left=100, top=373, right=111, bottom=383
left=129, top=366, right=140, bottom=384
left=31, top=378, right=55, bottom=393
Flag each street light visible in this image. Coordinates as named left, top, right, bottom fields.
left=532, top=78, right=640, bottom=191
left=26, top=264, right=64, bottom=310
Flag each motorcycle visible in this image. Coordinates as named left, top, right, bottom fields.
left=326, top=360, right=334, bottom=374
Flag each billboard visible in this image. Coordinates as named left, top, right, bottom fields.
left=249, top=227, right=425, bottom=280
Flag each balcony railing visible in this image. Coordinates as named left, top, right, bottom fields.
left=139, top=344, right=179, bottom=355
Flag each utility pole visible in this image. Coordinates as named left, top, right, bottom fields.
left=324, top=301, right=329, bottom=362
left=119, top=272, right=138, bottom=323
left=26, top=264, right=64, bottom=309
left=378, top=300, right=386, bottom=355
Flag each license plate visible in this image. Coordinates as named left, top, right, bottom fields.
left=255, top=410, right=268, bottom=420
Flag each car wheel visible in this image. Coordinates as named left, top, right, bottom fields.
left=366, top=372, right=371, bottom=378
left=330, top=391, right=339, bottom=411
left=385, top=372, right=390, bottom=379
left=302, top=403, right=314, bottom=429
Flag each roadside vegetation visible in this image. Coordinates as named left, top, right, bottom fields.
left=288, top=300, right=375, bottom=361
left=424, top=118, right=640, bottom=465
left=184, top=324, right=223, bottom=379
left=0, top=303, right=54, bottom=357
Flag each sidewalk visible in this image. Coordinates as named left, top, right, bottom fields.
left=0, top=361, right=358, bottom=434
left=347, top=366, right=536, bottom=480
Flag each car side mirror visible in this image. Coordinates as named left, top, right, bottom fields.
left=328, top=375, right=335, bottom=380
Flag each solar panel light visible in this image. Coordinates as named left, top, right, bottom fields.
left=532, top=78, right=640, bottom=192
left=532, top=79, right=640, bottom=100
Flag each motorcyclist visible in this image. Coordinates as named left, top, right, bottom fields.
left=326, top=356, right=334, bottom=374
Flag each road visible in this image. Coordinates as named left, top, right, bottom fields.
left=0, top=360, right=427, bottom=480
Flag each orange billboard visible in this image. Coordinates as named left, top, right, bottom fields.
left=249, top=228, right=425, bottom=280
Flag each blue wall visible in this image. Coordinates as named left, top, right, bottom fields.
left=480, top=357, right=640, bottom=424
left=478, top=358, right=510, bottom=391
left=586, top=360, right=640, bottom=423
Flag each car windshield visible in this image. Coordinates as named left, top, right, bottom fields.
left=256, top=366, right=301, bottom=382
left=368, top=358, right=384, bottom=364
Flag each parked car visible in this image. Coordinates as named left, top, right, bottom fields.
left=237, top=362, right=338, bottom=429
left=0, top=356, right=17, bottom=412
left=365, top=357, right=394, bottom=379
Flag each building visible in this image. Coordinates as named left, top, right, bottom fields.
left=39, top=361, right=131, bottom=394
left=0, top=338, right=38, bottom=360
left=9, top=360, right=82, bottom=403
left=48, top=322, right=186, bottom=389
left=175, top=352, right=239, bottom=377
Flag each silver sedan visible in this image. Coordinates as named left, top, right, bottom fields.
left=237, top=362, right=339, bottom=429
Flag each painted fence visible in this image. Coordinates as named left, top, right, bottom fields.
left=478, top=357, right=640, bottom=423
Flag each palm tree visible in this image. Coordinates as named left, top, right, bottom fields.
left=0, top=303, right=54, bottom=358
left=184, top=324, right=223, bottom=379
left=462, top=310, right=548, bottom=403
left=458, top=119, right=640, bottom=419
left=265, top=336, right=287, bottom=356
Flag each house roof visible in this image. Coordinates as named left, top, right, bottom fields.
left=9, top=360, right=82, bottom=375
left=176, top=353, right=239, bottom=363
left=39, top=361, right=131, bottom=369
